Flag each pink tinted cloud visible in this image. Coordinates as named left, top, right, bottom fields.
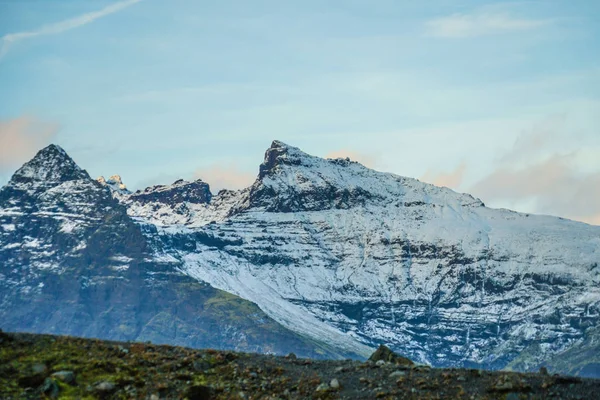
left=421, top=162, right=466, bottom=189
left=0, top=116, right=59, bottom=170
left=471, top=153, right=600, bottom=225
left=195, top=165, right=255, bottom=192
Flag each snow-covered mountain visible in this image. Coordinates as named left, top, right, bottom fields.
left=2, top=141, right=599, bottom=376
left=120, top=140, right=600, bottom=372
left=0, top=145, right=348, bottom=359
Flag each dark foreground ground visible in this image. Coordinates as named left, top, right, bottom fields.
left=1, top=331, right=598, bottom=399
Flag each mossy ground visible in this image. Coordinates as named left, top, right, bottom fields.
left=2, top=331, right=599, bottom=399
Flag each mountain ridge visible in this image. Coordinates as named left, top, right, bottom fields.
left=1, top=141, right=599, bottom=376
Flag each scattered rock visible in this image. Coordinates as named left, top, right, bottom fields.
left=368, top=344, right=414, bottom=365
left=389, top=371, right=405, bottom=379
left=490, top=380, right=514, bottom=392
left=95, top=381, right=116, bottom=394
left=316, top=383, right=330, bottom=392
left=330, top=378, right=340, bottom=389
left=18, top=364, right=49, bottom=388
left=32, top=363, right=48, bottom=375
left=40, top=378, right=60, bottom=399
left=51, top=370, right=75, bottom=384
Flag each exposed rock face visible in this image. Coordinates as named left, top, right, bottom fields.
left=0, top=145, right=347, bottom=359
left=129, top=179, right=212, bottom=206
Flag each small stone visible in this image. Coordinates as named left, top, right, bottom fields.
left=492, top=381, right=514, bottom=391
left=457, top=376, right=467, bottom=382
left=376, top=360, right=386, bottom=367
left=150, top=395, right=160, bottom=400
left=249, top=372, right=258, bottom=379
left=316, top=383, right=330, bottom=392
left=368, top=344, right=414, bottom=365
left=285, top=352, right=297, bottom=360
left=51, top=371, right=75, bottom=384
left=540, top=367, right=549, bottom=376
left=40, top=378, right=60, bottom=399
left=334, top=366, right=345, bottom=373
left=389, top=371, right=405, bottom=379
left=95, top=381, right=116, bottom=393
left=330, top=378, right=340, bottom=389
left=505, top=393, right=520, bottom=400
left=32, top=364, right=48, bottom=375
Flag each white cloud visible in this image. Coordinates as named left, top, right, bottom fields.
left=0, top=0, right=143, bottom=59
left=426, top=10, right=552, bottom=38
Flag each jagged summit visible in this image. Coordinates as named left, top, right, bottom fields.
left=97, top=174, right=130, bottom=194
left=129, top=178, right=212, bottom=205
left=248, top=139, right=484, bottom=213
left=6, top=144, right=89, bottom=193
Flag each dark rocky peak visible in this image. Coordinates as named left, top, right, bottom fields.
left=130, top=179, right=212, bottom=206
left=258, top=140, right=305, bottom=179
left=6, top=144, right=91, bottom=193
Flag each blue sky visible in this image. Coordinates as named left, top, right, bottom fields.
left=0, top=0, right=599, bottom=224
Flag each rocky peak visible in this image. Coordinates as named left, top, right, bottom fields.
left=248, top=140, right=482, bottom=213
left=7, top=144, right=90, bottom=192
left=97, top=175, right=130, bottom=194
left=129, top=179, right=212, bottom=206
left=258, top=141, right=304, bottom=179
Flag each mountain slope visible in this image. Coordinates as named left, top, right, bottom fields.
left=0, top=145, right=347, bottom=359
left=122, top=141, right=600, bottom=372
left=2, top=141, right=599, bottom=375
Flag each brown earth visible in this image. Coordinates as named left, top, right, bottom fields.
left=1, top=331, right=598, bottom=399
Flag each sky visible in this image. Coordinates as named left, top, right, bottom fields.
left=0, top=0, right=599, bottom=224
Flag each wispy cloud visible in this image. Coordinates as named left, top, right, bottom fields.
left=0, top=116, right=59, bottom=171
left=471, top=153, right=600, bottom=225
left=426, top=9, right=552, bottom=38
left=0, top=0, right=143, bottom=59
left=468, top=115, right=600, bottom=225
